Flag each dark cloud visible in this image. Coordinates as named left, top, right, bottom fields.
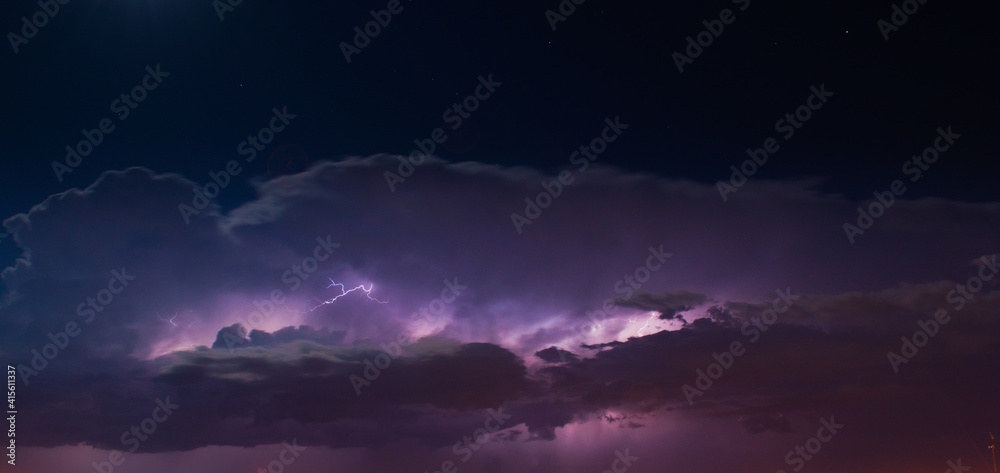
left=616, top=290, right=708, bottom=322
left=2, top=159, right=1000, bottom=472
left=9, top=278, right=1000, bottom=473
left=535, top=346, right=579, bottom=363
left=211, top=324, right=346, bottom=350
left=579, top=340, right=625, bottom=351
left=4, top=159, right=1000, bottom=364
left=17, top=335, right=530, bottom=452
left=211, top=323, right=248, bottom=350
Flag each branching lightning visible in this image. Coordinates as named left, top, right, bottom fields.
left=156, top=310, right=197, bottom=329
left=156, top=312, right=178, bottom=327
left=635, top=312, right=657, bottom=337
left=310, top=278, right=387, bottom=310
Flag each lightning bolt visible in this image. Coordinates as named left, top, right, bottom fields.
left=156, top=312, right=179, bottom=327
left=635, top=312, right=656, bottom=337
left=311, top=278, right=387, bottom=310
left=156, top=310, right=199, bottom=329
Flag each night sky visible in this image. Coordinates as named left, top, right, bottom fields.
left=1, top=0, right=998, bottom=472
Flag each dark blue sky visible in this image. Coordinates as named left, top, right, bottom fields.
left=1, top=0, right=996, bottom=226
